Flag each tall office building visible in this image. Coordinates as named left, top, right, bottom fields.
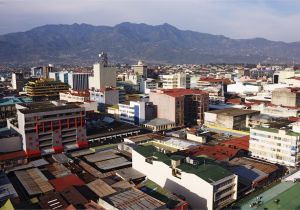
left=31, top=67, right=44, bottom=78
left=89, top=55, right=117, bottom=90
left=132, top=60, right=147, bottom=77
left=11, top=72, right=24, bottom=91
left=49, top=71, right=89, bottom=91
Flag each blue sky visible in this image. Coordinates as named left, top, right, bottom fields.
left=0, top=0, right=300, bottom=42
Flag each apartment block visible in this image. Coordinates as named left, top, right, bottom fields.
left=132, top=145, right=238, bottom=210
left=11, top=72, right=24, bottom=92
left=7, top=101, right=88, bottom=157
left=250, top=124, right=300, bottom=167
left=149, top=89, right=209, bottom=126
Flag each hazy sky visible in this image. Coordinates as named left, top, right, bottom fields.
left=1, top=0, right=300, bottom=42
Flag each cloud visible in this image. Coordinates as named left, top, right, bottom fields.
left=0, top=0, right=300, bottom=42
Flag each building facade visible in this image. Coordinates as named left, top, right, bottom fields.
left=7, top=101, right=88, bottom=157
left=49, top=71, right=89, bottom=91
left=149, top=89, right=209, bottom=126
left=132, top=60, right=147, bottom=77
left=250, top=125, right=300, bottom=167
left=160, top=73, right=190, bottom=89
left=272, top=87, right=300, bottom=107
left=11, top=72, right=24, bottom=91
left=25, top=79, right=69, bottom=101
left=89, top=63, right=116, bottom=90
left=119, top=101, right=156, bottom=125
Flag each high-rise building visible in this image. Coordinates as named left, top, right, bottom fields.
left=49, top=71, right=89, bottom=91
left=89, top=62, right=116, bottom=90
left=25, top=78, right=69, bottom=101
left=149, top=89, right=209, bottom=126
left=7, top=101, right=88, bottom=157
left=11, top=72, right=24, bottom=91
left=132, top=60, right=147, bottom=77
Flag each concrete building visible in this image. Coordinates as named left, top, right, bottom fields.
left=7, top=101, right=88, bottom=156
left=90, top=87, right=120, bottom=112
left=272, top=87, right=300, bottom=107
left=59, top=91, right=90, bottom=103
left=160, top=73, right=190, bottom=89
left=204, top=108, right=260, bottom=130
left=251, top=104, right=300, bottom=118
left=49, top=71, right=89, bottom=91
left=25, top=78, right=69, bottom=101
left=132, top=145, right=238, bottom=210
left=11, top=72, right=24, bottom=91
left=250, top=124, right=300, bottom=167
left=89, top=63, right=116, bottom=90
left=118, top=101, right=156, bottom=125
left=139, top=78, right=158, bottom=94
left=150, top=89, right=209, bottom=126
left=132, top=60, right=147, bottom=77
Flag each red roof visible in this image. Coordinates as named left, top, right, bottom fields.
left=288, top=116, right=300, bottom=122
left=49, top=174, right=85, bottom=192
left=159, top=88, right=208, bottom=97
left=187, top=145, right=240, bottom=161
left=222, top=135, right=250, bottom=151
left=227, top=98, right=242, bottom=105
left=199, top=77, right=232, bottom=85
left=0, top=150, right=26, bottom=161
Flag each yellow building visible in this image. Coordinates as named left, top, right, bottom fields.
left=25, top=78, right=69, bottom=101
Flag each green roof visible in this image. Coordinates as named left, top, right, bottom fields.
left=134, top=145, right=233, bottom=183
left=0, top=97, right=32, bottom=106
left=177, top=158, right=233, bottom=183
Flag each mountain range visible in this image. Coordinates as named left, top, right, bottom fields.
left=1, top=22, right=300, bottom=65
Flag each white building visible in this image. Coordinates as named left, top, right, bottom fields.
left=251, top=104, right=300, bottom=118
left=119, top=101, right=147, bottom=125
left=250, top=124, right=300, bottom=167
left=160, top=73, right=190, bottom=89
left=132, top=145, right=238, bottom=210
left=227, top=82, right=261, bottom=94
left=139, top=78, right=158, bottom=94
left=89, top=63, right=116, bottom=90
left=11, top=72, right=24, bottom=91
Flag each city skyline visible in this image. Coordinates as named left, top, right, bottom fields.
left=1, top=0, right=300, bottom=42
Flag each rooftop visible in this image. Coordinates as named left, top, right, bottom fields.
left=134, top=145, right=233, bottom=183
left=154, top=88, right=208, bottom=97
left=0, top=97, right=32, bottom=106
left=18, top=101, right=82, bottom=114
left=252, top=126, right=300, bottom=136
left=143, top=118, right=175, bottom=126
left=206, top=108, right=259, bottom=116
left=49, top=174, right=85, bottom=192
